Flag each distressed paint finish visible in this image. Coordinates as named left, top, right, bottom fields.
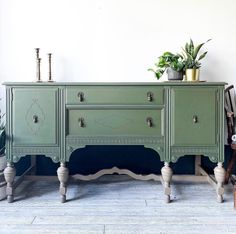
left=3, top=82, right=226, bottom=202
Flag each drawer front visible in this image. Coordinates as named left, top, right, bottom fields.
left=170, top=87, right=217, bottom=146
left=12, top=88, right=58, bottom=146
left=66, top=86, right=164, bottom=105
left=67, top=109, right=164, bottom=136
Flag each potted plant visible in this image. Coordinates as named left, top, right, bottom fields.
left=182, top=38, right=211, bottom=81
left=0, top=106, right=6, bottom=200
left=148, top=51, right=184, bottom=80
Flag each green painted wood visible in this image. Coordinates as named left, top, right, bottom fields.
left=2, top=82, right=227, bottom=86
left=3, top=82, right=226, bottom=164
left=12, top=88, right=59, bottom=146
left=170, top=87, right=217, bottom=146
left=66, top=86, right=164, bottom=105
left=67, top=109, right=164, bottom=136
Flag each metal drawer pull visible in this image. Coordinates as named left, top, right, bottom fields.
left=33, top=115, right=38, bottom=123
left=78, top=118, right=85, bottom=127
left=193, top=115, right=198, bottom=123
left=77, top=92, right=84, bottom=102
left=146, top=117, right=153, bottom=127
left=147, top=92, right=153, bottom=102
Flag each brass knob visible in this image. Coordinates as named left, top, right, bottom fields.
left=147, top=92, right=153, bottom=102
left=77, top=92, right=84, bottom=102
left=146, top=117, right=153, bottom=127
left=193, top=115, right=198, bottom=123
left=33, top=115, right=38, bottom=123
left=78, top=118, right=85, bottom=127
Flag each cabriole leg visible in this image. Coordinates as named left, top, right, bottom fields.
left=161, top=162, right=173, bottom=203
left=214, top=162, right=225, bottom=203
left=4, top=163, right=16, bottom=203
left=57, top=162, right=69, bottom=203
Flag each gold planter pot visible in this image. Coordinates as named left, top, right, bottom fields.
left=185, top=69, right=200, bottom=81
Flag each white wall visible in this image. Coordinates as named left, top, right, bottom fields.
left=0, top=0, right=236, bottom=110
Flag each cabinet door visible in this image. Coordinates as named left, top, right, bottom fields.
left=170, top=87, right=217, bottom=146
left=12, top=88, right=58, bottom=146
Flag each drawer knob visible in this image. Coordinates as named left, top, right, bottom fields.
left=33, top=115, right=38, bottom=123
left=78, top=118, right=85, bottom=127
left=147, top=92, right=153, bottom=102
left=77, top=92, right=84, bottom=102
left=193, top=115, right=198, bottom=123
left=146, top=117, right=153, bottom=127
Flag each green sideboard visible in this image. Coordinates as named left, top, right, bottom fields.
left=3, top=82, right=226, bottom=203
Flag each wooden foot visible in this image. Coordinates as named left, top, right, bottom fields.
left=57, top=162, right=69, bottom=203
left=4, top=163, right=16, bottom=203
left=161, top=162, right=173, bottom=203
left=214, top=162, right=225, bottom=203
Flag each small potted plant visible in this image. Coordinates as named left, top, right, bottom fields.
left=182, top=38, right=211, bottom=81
left=0, top=105, right=6, bottom=200
left=148, top=51, right=184, bottom=80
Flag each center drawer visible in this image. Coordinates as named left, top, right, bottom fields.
left=66, top=86, right=164, bottom=105
left=67, top=109, right=164, bottom=136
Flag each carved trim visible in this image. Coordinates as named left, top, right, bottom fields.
left=65, top=138, right=164, bottom=162
left=171, top=147, right=219, bottom=163
left=12, top=147, right=60, bottom=155
left=66, top=136, right=164, bottom=145
left=11, top=147, right=60, bottom=163
left=171, top=147, right=218, bottom=154
left=71, top=166, right=160, bottom=181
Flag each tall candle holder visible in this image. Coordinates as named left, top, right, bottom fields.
left=35, top=48, right=42, bottom=82
left=48, top=53, right=53, bottom=82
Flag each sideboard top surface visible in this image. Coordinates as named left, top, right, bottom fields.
left=2, top=81, right=227, bottom=86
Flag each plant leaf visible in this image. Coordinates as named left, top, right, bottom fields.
left=198, top=51, right=208, bottom=60
left=193, top=39, right=211, bottom=59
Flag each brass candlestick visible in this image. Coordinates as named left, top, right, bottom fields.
left=35, top=48, right=42, bottom=82
left=36, top=58, right=42, bottom=82
left=48, top=53, right=53, bottom=82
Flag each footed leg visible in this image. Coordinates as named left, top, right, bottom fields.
left=161, top=162, right=173, bottom=203
left=214, top=162, right=225, bottom=203
left=57, top=162, right=69, bottom=203
left=4, top=163, right=16, bottom=203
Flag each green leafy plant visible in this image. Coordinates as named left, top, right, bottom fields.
left=148, top=52, right=184, bottom=79
left=0, top=102, right=6, bottom=155
left=182, top=39, right=211, bottom=69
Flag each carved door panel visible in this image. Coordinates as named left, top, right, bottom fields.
left=12, top=88, right=58, bottom=146
left=170, top=87, right=217, bottom=146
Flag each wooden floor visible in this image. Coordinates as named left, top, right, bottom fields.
left=0, top=175, right=235, bottom=234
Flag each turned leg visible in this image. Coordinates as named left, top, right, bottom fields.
left=57, top=162, right=69, bottom=203
left=3, top=163, right=16, bottom=203
left=161, top=162, right=173, bottom=203
left=214, top=162, right=225, bottom=203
